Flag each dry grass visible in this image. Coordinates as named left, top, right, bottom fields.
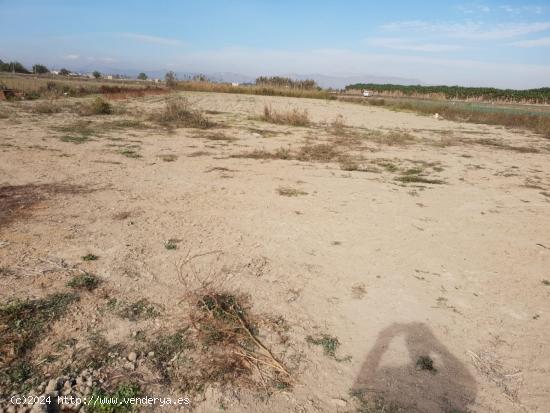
left=343, top=96, right=550, bottom=138
left=31, top=100, right=63, bottom=114
left=277, top=186, right=308, bottom=197
left=176, top=80, right=334, bottom=100
left=0, top=72, right=164, bottom=99
left=149, top=97, right=213, bottom=129
left=297, top=143, right=340, bottom=162
left=150, top=290, right=291, bottom=395
left=232, top=147, right=292, bottom=160
left=78, top=97, right=113, bottom=116
left=261, top=105, right=310, bottom=126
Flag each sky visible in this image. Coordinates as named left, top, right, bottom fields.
left=1, top=0, right=549, bottom=88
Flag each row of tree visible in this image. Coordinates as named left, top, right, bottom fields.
left=0, top=59, right=153, bottom=81
left=346, top=83, right=550, bottom=104
left=255, top=76, right=319, bottom=90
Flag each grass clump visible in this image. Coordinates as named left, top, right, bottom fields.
left=261, top=105, right=310, bottom=126
left=182, top=290, right=291, bottom=394
left=164, top=239, right=178, bottom=250
left=82, top=253, right=99, bottom=261
left=60, top=134, right=91, bottom=144
left=120, top=149, right=141, bottom=158
left=297, top=143, right=340, bottom=162
left=32, top=100, right=62, bottom=114
left=416, top=355, right=437, bottom=373
left=232, top=147, right=291, bottom=160
left=79, top=97, right=113, bottom=116
left=159, top=154, right=177, bottom=162
left=67, top=273, right=101, bottom=291
left=395, top=175, right=445, bottom=185
left=113, top=298, right=160, bottom=321
left=0, top=293, right=77, bottom=391
left=350, top=389, right=399, bottom=413
left=150, top=97, right=213, bottom=129
left=306, top=334, right=341, bottom=358
left=87, top=383, right=140, bottom=413
left=277, top=186, right=308, bottom=197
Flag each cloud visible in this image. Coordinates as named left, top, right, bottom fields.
left=381, top=20, right=550, bottom=40
left=366, top=37, right=465, bottom=52
left=62, top=54, right=80, bottom=60
left=511, top=36, right=550, bottom=47
left=117, top=33, right=182, bottom=46
left=456, top=4, right=491, bottom=14
left=500, top=5, right=544, bottom=15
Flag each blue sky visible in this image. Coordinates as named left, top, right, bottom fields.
left=1, top=0, right=549, bottom=88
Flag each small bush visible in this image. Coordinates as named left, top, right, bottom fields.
left=82, top=253, right=99, bottom=261
left=67, top=273, right=101, bottom=291
left=277, top=186, right=308, bottom=197
left=32, top=100, right=62, bottom=114
left=150, top=97, right=213, bottom=129
left=297, top=144, right=340, bottom=162
left=261, top=105, right=310, bottom=126
left=79, top=97, right=113, bottom=116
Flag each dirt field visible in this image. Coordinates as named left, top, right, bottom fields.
left=1, top=92, right=549, bottom=413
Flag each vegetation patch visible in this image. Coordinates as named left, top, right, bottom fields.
left=261, top=105, right=310, bottom=126
left=60, top=134, right=91, bottom=144
left=0, top=293, right=78, bottom=393
left=79, top=97, right=113, bottom=116
left=416, top=355, right=437, bottom=373
left=159, top=154, right=177, bottom=162
left=306, top=334, right=349, bottom=361
left=82, top=253, right=99, bottom=261
left=87, top=383, right=141, bottom=413
left=166, top=290, right=293, bottom=395
left=108, top=298, right=160, bottom=321
left=277, top=186, right=308, bottom=197
left=67, top=273, right=101, bottom=291
left=350, top=389, right=399, bottom=413
left=149, top=97, right=213, bottom=129
left=297, top=144, right=340, bottom=162
left=120, top=149, right=141, bottom=158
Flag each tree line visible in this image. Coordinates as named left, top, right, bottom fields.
left=346, top=83, right=550, bottom=104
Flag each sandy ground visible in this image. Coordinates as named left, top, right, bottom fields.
left=1, top=91, right=550, bottom=413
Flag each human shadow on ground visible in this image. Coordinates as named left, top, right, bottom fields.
left=352, top=322, right=477, bottom=413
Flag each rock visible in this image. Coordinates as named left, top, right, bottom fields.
left=127, top=352, right=137, bottom=362
left=331, top=398, right=347, bottom=407
left=147, top=351, right=155, bottom=358
left=123, top=361, right=135, bottom=371
left=45, top=379, right=59, bottom=393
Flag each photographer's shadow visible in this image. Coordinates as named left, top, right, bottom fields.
left=352, top=322, right=477, bottom=413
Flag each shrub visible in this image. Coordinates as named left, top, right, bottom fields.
left=150, top=97, right=213, bottom=128
left=79, top=97, right=113, bottom=116
left=261, top=105, right=310, bottom=126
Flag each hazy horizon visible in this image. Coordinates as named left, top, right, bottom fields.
left=1, top=0, right=549, bottom=89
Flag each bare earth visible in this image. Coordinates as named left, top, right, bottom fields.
left=1, top=92, right=550, bottom=412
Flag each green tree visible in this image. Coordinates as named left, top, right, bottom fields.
left=0, top=61, right=30, bottom=74
left=32, top=64, right=49, bottom=74
left=59, top=68, right=70, bottom=76
left=137, top=72, right=148, bottom=80
left=92, top=71, right=101, bottom=79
